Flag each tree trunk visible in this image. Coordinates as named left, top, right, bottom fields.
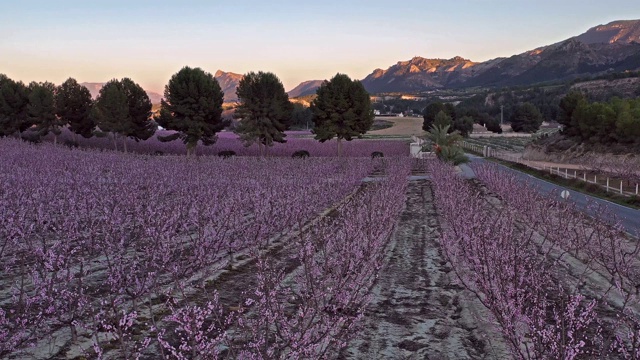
left=123, top=137, right=128, bottom=153
left=112, top=133, right=118, bottom=151
left=337, top=138, right=343, bottom=157
left=187, top=141, right=196, bottom=157
left=53, top=134, right=57, bottom=146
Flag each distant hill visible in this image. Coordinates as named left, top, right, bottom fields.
left=80, top=82, right=163, bottom=104
left=287, top=80, right=323, bottom=98
left=360, top=19, right=640, bottom=94
left=214, top=70, right=243, bottom=103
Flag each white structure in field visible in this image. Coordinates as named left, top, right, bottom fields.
left=410, top=136, right=432, bottom=158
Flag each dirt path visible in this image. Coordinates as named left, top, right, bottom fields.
left=340, top=180, right=509, bottom=359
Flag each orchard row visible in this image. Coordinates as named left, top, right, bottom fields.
left=429, top=160, right=640, bottom=359
left=0, top=139, right=410, bottom=358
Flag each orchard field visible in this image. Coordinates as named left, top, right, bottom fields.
left=1, top=137, right=639, bottom=359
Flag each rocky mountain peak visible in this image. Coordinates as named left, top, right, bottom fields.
left=574, top=19, right=640, bottom=44
left=214, top=71, right=244, bottom=102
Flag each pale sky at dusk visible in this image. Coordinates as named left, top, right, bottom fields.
left=1, top=0, right=639, bottom=93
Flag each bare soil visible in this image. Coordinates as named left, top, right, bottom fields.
left=340, top=180, right=509, bottom=359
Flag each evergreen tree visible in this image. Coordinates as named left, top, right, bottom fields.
left=310, top=73, right=373, bottom=156
left=558, top=91, right=586, bottom=137
left=234, top=71, right=293, bottom=155
left=28, top=82, right=63, bottom=144
left=56, top=78, right=94, bottom=139
left=422, top=102, right=456, bottom=131
left=0, top=74, right=30, bottom=137
left=155, top=66, right=226, bottom=156
left=452, top=115, right=474, bottom=137
left=484, top=117, right=503, bottom=134
left=510, top=102, right=543, bottom=133
left=92, top=79, right=129, bottom=151
left=290, top=103, right=313, bottom=130
left=120, top=78, right=155, bottom=143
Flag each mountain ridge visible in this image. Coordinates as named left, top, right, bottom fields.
left=287, top=80, right=324, bottom=98
left=214, top=70, right=243, bottom=102
left=360, top=19, right=640, bottom=93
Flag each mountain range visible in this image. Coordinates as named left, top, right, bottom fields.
left=360, top=20, right=640, bottom=93
left=82, top=20, right=640, bottom=103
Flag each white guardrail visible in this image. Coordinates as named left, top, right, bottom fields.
left=461, top=141, right=640, bottom=197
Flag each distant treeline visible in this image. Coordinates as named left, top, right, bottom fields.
left=373, top=71, right=640, bottom=135
left=558, top=92, right=640, bottom=147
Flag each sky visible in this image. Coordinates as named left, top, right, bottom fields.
left=1, top=0, right=640, bottom=93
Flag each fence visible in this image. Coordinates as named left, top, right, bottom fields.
left=461, top=141, right=640, bottom=197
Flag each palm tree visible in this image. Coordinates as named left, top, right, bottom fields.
left=422, top=125, right=469, bottom=165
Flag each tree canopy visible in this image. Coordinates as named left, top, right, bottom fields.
left=155, top=66, right=226, bottom=155
left=510, top=102, right=543, bottom=133
left=452, top=115, right=474, bottom=137
left=121, top=78, right=155, bottom=142
left=234, top=71, right=293, bottom=155
left=93, top=78, right=154, bottom=152
left=0, top=74, right=30, bottom=136
left=558, top=91, right=586, bottom=137
left=55, top=78, right=94, bottom=138
left=422, top=102, right=455, bottom=131
left=310, top=73, right=373, bottom=156
left=28, top=81, right=62, bottom=143
left=290, top=103, right=313, bottom=130
left=566, top=97, right=640, bottom=145
left=93, top=79, right=130, bottom=150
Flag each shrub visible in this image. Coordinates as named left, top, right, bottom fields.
left=217, top=150, right=236, bottom=158
left=624, top=195, right=640, bottom=207
left=63, top=140, right=79, bottom=148
left=292, top=150, right=310, bottom=158
left=371, top=151, right=384, bottom=159
left=153, top=151, right=164, bottom=156
left=21, top=132, right=42, bottom=144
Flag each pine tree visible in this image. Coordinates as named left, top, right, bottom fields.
left=155, top=67, right=226, bottom=156
left=0, top=74, right=30, bottom=137
left=120, top=78, right=155, bottom=144
left=92, top=79, right=129, bottom=151
left=310, top=73, right=373, bottom=156
left=510, top=102, right=543, bottom=133
left=234, top=71, right=293, bottom=156
left=28, top=82, right=63, bottom=144
left=56, top=78, right=94, bottom=139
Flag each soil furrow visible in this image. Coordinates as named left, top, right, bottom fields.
left=341, top=180, right=509, bottom=359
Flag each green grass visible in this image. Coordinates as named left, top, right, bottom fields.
left=370, top=119, right=395, bottom=131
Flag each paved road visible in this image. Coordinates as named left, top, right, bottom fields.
left=461, top=155, right=640, bottom=236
